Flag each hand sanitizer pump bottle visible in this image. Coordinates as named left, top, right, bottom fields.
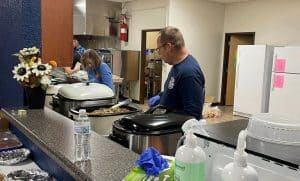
left=221, top=130, right=258, bottom=181
left=174, top=130, right=206, bottom=181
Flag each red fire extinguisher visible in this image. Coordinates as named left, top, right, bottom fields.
left=120, top=17, right=128, bottom=42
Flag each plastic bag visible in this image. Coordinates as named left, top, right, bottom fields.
left=202, top=95, right=222, bottom=119
left=203, top=104, right=222, bottom=119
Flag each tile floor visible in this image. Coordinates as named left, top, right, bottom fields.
left=205, top=106, right=244, bottom=124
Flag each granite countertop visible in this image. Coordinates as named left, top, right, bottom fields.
left=1, top=107, right=139, bottom=181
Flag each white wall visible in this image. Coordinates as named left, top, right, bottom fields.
left=121, top=0, right=300, bottom=103
left=121, top=0, right=169, bottom=50
left=224, top=0, right=300, bottom=46
left=122, top=0, right=226, bottom=100
left=121, top=0, right=169, bottom=100
left=168, top=0, right=225, bottom=98
left=217, top=0, right=300, bottom=101
left=121, top=8, right=167, bottom=50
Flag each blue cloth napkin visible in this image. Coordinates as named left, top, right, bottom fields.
left=135, top=147, right=169, bottom=176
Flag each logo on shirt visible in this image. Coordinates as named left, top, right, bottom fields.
left=168, top=77, right=175, bottom=89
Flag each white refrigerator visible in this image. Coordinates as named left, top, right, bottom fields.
left=233, top=45, right=274, bottom=117
left=268, top=47, right=300, bottom=119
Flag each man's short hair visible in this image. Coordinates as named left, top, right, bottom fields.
left=159, top=26, right=185, bottom=49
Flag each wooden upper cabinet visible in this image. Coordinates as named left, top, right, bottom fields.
left=41, top=0, right=73, bottom=67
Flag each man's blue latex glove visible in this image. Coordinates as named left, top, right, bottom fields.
left=135, top=147, right=169, bottom=176
left=148, top=95, right=160, bottom=107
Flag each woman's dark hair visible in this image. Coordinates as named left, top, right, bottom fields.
left=81, top=49, right=102, bottom=77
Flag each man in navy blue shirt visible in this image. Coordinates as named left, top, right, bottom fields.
left=73, top=37, right=85, bottom=57
left=65, top=38, right=86, bottom=74
left=148, top=26, right=205, bottom=120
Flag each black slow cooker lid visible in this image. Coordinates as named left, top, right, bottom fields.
left=117, top=113, right=194, bottom=134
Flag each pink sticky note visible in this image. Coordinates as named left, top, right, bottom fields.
left=275, top=58, right=286, bottom=72
left=273, top=75, right=285, bottom=88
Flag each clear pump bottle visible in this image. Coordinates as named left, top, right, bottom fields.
left=174, top=131, right=206, bottom=181
left=221, top=130, right=258, bottom=181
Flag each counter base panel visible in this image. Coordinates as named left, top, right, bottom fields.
left=9, top=124, right=75, bottom=181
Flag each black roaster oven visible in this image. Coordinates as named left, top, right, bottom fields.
left=110, top=112, right=193, bottom=156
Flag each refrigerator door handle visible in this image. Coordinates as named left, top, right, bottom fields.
left=235, top=60, right=240, bottom=89
left=273, top=54, right=277, bottom=72
left=271, top=73, right=275, bottom=91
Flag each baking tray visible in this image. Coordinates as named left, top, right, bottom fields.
left=7, top=169, right=54, bottom=181
left=70, top=104, right=141, bottom=117
left=0, top=148, right=30, bottom=165
left=0, top=132, right=22, bottom=152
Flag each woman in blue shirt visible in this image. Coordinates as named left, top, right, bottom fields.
left=81, top=49, right=114, bottom=91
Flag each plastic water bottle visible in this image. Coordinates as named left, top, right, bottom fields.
left=74, top=109, right=91, bottom=161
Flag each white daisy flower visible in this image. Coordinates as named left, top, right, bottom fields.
left=19, top=50, right=24, bottom=56
left=40, top=75, right=51, bottom=85
left=18, top=55, right=25, bottom=62
left=12, top=63, right=31, bottom=82
left=32, top=62, right=52, bottom=76
left=19, top=47, right=40, bottom=57
left=30, top=47, right=39, bottom=53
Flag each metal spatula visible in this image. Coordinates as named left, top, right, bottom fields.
left=110, top=98, right=132, bottom=109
